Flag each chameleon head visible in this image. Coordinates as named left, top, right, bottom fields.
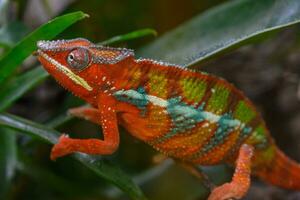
left=36, top=38, right=134, bottom=102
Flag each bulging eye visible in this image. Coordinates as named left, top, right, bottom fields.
left=67, top=48, right=90, bottom=70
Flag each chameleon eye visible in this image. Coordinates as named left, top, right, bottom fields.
left=67, top=48, right=90, bottom=71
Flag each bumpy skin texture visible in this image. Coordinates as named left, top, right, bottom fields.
left=37, top=38, right=300, bottom=199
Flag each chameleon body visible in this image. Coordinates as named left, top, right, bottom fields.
left=37, top=38, right=300, bottom=200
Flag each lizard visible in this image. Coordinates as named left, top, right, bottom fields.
left=36, top=38, right=300, bottom=200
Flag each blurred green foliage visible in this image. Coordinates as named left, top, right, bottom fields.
left=1, top=0, right=300, bottom=200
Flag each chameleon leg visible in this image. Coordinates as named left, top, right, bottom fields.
left=208, top=144, right=254, bottom=200
left=51, top=95, right=120, bottom=160
left=178, top=162, right=215, bottom=191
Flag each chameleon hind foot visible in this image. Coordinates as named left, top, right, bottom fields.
left=208, top=144, right=254, bottom=200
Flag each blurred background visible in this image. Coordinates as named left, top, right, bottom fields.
left=1, top=0, right=300, bottom=199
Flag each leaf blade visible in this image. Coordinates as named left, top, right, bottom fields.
left=0, top=128, right=17, bottom=199
left=138, top=0, right=300, bottom=67
left=100, top=28, right=157, bottom=45
left=0, top=67, right=48, bottom=111
left=0, top=11, right=88, bottom=84
left=0, top=113, right=147, bottom=200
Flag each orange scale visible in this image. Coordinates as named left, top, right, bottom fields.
left=145, top=105, right=172, bottom=135
left=153, top=121, right=218, bottom=156
left=193, top=129, right=240, bottom=165
left=120, top=104, right=172, bottom=142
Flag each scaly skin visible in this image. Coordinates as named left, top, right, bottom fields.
left=37, top=38, right=300, bottom=199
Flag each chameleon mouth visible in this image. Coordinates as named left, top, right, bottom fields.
left=38, top=49, right=93, bottom=91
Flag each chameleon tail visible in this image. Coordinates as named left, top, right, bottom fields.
left=255, top=145, right=300, bottom=190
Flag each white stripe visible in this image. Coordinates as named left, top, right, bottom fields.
left=147, top=95, right=168, bottom=107
left=115, top=89, right=244, bottom=127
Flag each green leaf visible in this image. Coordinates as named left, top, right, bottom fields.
left=100, top=28, right=157, bottom=45
left=0, top=128, right=17, bottom=199
left=138, top=0, right=300, bottom=67
left=0, top=11, right=88, bottom=84
left=0, top=67, right=48, bottom=111
left=0, top=113, right=147, bottom=200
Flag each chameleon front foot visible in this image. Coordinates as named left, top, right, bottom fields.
left=51, top=133, right=120, bottom=161
left=208, top=144, right=254, bottom=200
left=51, top=134, right=72, bottom=160
left=50, top=95, right=121, bottom=161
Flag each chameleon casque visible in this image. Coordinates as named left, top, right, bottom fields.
left=36, top=38, right=300, bottom=200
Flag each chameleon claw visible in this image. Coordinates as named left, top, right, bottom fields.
left=50, top=134, right=72, bottom=161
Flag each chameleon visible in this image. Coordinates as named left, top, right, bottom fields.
left=36, top=38, right=300, bottom=200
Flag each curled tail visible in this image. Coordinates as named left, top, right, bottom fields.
left=254, top=145, right=300, bottom=190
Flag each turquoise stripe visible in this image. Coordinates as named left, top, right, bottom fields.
left=190, top=113, right=253, bottom=160
left=113, top=88, right=253, bottom=150
left=113, top=87, right=148, bottom=116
